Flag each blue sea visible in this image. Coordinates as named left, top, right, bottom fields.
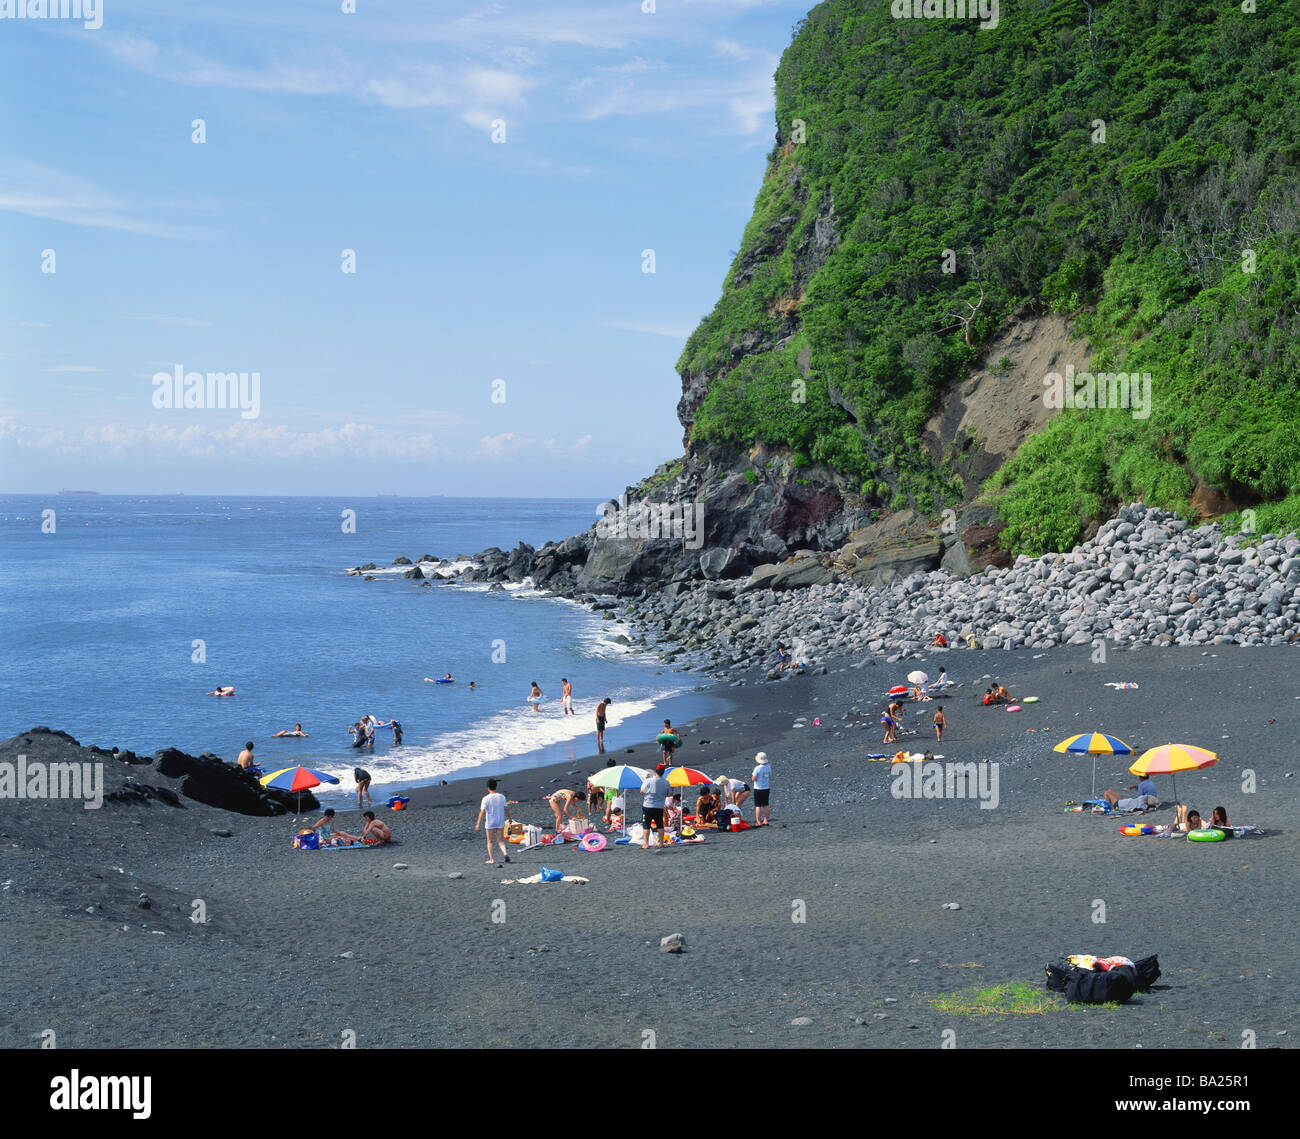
left=0, top=495, right=725, bottom=797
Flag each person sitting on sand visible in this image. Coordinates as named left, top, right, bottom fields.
left=694, top=787, right=720, bottom=826
left=933, top=667, right=950, bottom=688
left=929, top=633, right=948, bottom=648
left=236, top=741, right=256, bottom=769
left=603, top=791, right=626, bottom=826
left=546, top=789, right=586, bottom=830
left=910, top=684, right=931, bottom=702
left=663, top=795, right=682, bottom=837
left=360, top=811, right=392, bottom=845
left=605, top=806, right=625, bottom=831
left=993, top=683, right=1012, bottom=703
left=1103, top=789, right=1157, bottom=812
left=311, top=808, right=361, bottom=847
left=272, top=724, right=309, bottom=738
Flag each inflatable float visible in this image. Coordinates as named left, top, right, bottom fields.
left=1188, top=828, right=1226, bottom=842
left=434, top=678, right=454, bottom=684
left=1022, top=696, right=1039, bottom=704
left=1006, top=705, right=1022, bottom=712
left=1119, top=824, right=1155, bottom=836
left=656, top=732, right=680, bottom=747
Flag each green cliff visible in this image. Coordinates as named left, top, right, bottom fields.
left=676, top=0, right=1300, bottom=555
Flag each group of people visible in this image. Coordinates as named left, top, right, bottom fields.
left=348, top=715, right=402, bottom=749
left=982, top=683, right=1013, bottom=705
left=308, top=807, right=392, bottom=847
left=1102, top=778, right=1233, bottom=838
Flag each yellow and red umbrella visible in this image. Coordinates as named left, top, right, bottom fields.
left=1054, top=733, right=1133, bottom=800
left=663, top=766, right=712, bottom=788
left=1129, top=744, right=1218, bottom=806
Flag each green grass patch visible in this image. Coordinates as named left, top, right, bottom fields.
left=929, top=983, right=1062, bottom=1017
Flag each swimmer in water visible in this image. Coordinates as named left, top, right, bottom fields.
left=206, top=686, right=235, bottom=697
left=272, top=723, right=309, bottom=737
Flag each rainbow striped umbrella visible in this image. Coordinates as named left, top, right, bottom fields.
left=260, top=766, right=341, bottom=813
left=588, top=764, right=651, bottom=792
left=1054, top=733, right=1133, bottom=801
left=1130, top=744, right=1218, bottom=806
left=663, top=766, right=713, bottom=788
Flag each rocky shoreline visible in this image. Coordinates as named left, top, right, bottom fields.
left=353, top=502, right=1300, bottom=681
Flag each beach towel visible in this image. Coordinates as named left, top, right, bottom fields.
left=321, top=842, right=370, bottom=851
left=1103, top=682, right=1140, bottom=689
left=503, top=873, right=589, bottom=885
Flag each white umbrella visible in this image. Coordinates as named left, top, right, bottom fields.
left=907, top=670, right=929, bottom=685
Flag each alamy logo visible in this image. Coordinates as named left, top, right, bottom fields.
left=0, top=0, right=102, bottom=29
left=50, top=1071, right=151, bottom=1119
left=892, top=0, right=999, bottom=31
left=891, top=760, right=1000, bottom=809
left=1043, top=365, right=1152, bottom=420
left=594, top=495, right=705, bottom=550
left=0, top=755, right=103, bottom=810
left=152, top=364, right=261, bottom=419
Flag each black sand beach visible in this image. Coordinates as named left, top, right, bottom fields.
left=1, top=642, right=1295, bottom=1050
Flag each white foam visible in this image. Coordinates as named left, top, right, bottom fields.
left=333, top=694, right=680, bottom=790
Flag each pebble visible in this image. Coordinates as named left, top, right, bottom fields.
left=659, top=933, right=685, bottom=953
left=790, top=1017, right=812, bottom=1026
left=941, top=902, right=962, bottom=910
left=393, top=863, right=408, bottom=870
left=448, top=872, right=463, bottom=879
left=210, top=828, right=234, bottom=838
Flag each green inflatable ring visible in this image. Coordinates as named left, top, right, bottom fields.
left=1188, top=828, right=1226, bottom=842
left=656, top=732, right=679, bottom=747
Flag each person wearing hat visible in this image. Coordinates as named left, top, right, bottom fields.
left=640, top=763, right=671, bottom=850
left=751, top=752, right=772, bottom=826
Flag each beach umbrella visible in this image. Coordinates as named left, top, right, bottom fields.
left=907, top=670, right=929, bottom=685
left=1130, top=744, right=1218, bottom=807
left=1054, top=733, right=1133, bottom=801
left=888, top=685, right=908, bottom=697
left=260, top=765, right=341, bottom=814
left=664, top=766, right=712, bottom=826
left=588, top=764, right=651, bottom=792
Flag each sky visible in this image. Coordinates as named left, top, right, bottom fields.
left=0, top=0, right=813, bottom=497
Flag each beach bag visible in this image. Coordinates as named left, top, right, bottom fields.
left=295, top=831, right=319, bottom=850
left=540, top=867, right=563, bottom=882
left=1134, top=955, right=1161, bottom=992
left=715, top=811, right=731, bottom=832
left=1068, top=964, right=1136, bottom=1004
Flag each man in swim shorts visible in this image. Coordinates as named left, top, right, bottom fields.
left=354, top=767, right=372, bottom=808
left=236, top=741, right=256, bottom=769
left=595, top=697, right=610, bottom=753
left=658, top=719, right=681, bottom=764
left=561, top=678, right=574, bottom=715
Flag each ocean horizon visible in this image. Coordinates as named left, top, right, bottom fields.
left=0, top=494, right=721, bottom=794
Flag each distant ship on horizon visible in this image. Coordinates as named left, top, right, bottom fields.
left=57, top=489, right=100, bottom=495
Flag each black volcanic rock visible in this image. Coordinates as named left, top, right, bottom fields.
left=154, top=748, right=312, bottom=816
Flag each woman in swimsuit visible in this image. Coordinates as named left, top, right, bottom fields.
left=546, top=789, right=586, bottom=830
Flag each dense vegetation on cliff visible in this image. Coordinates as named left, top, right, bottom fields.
left=680, top=0, right=1300, bottom=553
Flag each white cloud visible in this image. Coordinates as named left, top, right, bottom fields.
left=467, top=432, right=594, bottom=461
left=606, top=319, right=694, bottom=339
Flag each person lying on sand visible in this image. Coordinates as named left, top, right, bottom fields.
left=1103, top=789, right=1157, bottom=812
left=272, top=724, right=309, bottom=737
left=1210, top=805, right=1232, bottom=834
left=360, top=812, right=391, bottom=845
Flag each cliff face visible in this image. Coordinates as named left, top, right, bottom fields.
left=471, top=1, right=1300, bottom=593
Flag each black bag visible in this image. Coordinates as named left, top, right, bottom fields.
left=1134, top=954, right=1161, bottom=992
left=1066, top=963, right=1136, bottom=1004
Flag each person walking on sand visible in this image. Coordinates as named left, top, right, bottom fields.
left=595, top=697, right=611, bottom=753
left=527, top=681, right=543, bottom=712
left=640, top=764, right=671, bottom=850
left=561, top=678, right=575, bottom=716
left=475, top=778, right=512, bottom=866
left=933, top=705, right=946, bottom=743
left=658, top=719, right=681, bottom=764
left=751, top=752, right=772, bottom=826
left=354, top=767, right=372, bottom=808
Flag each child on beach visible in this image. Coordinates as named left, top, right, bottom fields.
left=933, top=706, right=946, bottom=743
left=605, top=807, right=625, bottom=831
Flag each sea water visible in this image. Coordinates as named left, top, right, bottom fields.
left=0, top=495, right=725, bottom=794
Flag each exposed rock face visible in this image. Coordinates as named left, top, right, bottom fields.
left=153, top=748, right=313, bottom=816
